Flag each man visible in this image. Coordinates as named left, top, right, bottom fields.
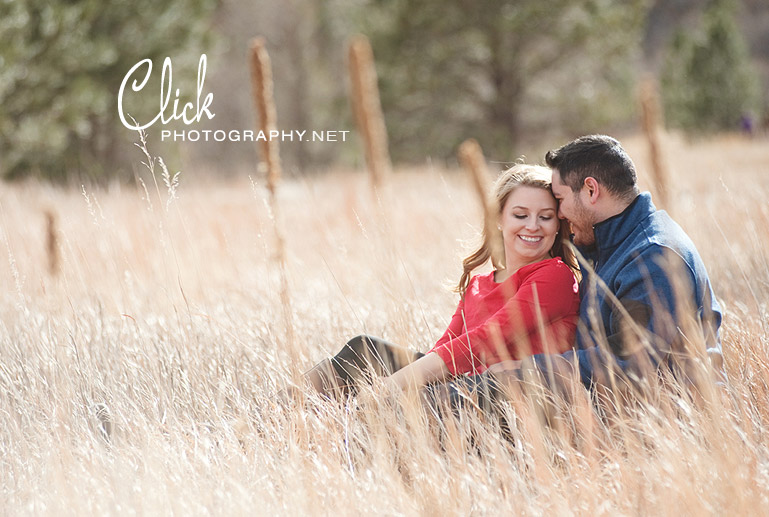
left=489, top=134, right=723, bottom=391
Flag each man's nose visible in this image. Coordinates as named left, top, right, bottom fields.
left=558, top=206, right=567, bottom=220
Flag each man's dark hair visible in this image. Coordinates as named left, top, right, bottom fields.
left=545, top=135, right=639, bottom=200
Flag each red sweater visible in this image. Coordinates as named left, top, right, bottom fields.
left=429, top=257, right=579, bottom=375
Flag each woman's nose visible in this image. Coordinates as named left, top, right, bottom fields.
left=525, top=218, right=539, bottom=231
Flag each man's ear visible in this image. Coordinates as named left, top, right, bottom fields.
left=583, top=177, right=600, bottom=204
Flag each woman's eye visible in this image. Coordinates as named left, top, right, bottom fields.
left=540, top=216, right=552, bottom=221
left=514, top=214, right=527, bottom=220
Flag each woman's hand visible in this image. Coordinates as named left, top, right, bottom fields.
left=486, top=360, right=522, bottom=374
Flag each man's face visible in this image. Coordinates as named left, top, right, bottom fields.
left=551, top=170, right=596, bottom=247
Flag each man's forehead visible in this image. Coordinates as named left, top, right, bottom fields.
left=551, top=170, right=567, bottom=189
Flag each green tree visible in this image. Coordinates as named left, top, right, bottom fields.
left=349, top=0, right=645, bottom=162
left=0, top=0, right=217, bottom=181
left=661, top=30, right=697, bottom=131
left=661, top=0, right=760, bottom=133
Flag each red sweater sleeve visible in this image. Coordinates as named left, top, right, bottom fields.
left=431, top=261, right=578, bottom=375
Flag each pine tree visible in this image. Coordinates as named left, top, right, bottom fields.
left=661, top=0, right=760, bottom=133
left=349, top=0, right=646, bottom=163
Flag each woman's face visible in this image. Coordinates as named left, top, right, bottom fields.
left=499, top=186, right=559, bottom=265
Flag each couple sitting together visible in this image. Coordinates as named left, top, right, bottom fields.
left=297, top=134, right=723, bottom=409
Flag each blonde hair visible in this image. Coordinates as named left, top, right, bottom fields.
left=456, top=164, right=578, bottom=296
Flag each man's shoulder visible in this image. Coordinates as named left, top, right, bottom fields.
left=637, top=210, right=707, bottom=269
left=611, top=213, right=707, bottom=292
left=608, top=208, right=697, bottom=263
left=642, top=210, right=695, bottom=247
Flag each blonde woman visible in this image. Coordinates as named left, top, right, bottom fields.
left=299, top=164, right=580, bottom=399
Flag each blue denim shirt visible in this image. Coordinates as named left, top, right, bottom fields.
left=534, top=192, right=722, bottom=387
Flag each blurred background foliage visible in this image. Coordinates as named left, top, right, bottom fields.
left=0, top=0, right=217, bottom=182
left=357, top=0, right=646, bottom=163
left=0, top=0, right=766, bottom=182
left=661, top=0, right=761, bottom=133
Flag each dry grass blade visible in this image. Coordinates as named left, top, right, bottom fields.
left=44, top=209, right=59, bottom=277
left=249, top=37, right=282, bottom=193
left=248, top=37, right=296, bottom=369
left=348, top=34, right=392, bottom=192
left=458, top=138, right=502, bottom=264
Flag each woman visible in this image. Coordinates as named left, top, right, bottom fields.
left=299, top=164, right=580, bottom=399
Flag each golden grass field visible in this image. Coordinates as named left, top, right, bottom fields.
left=1, top=132, right=768, bottom=514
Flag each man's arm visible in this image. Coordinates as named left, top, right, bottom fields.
left=537, top=246, right=700, bottom=387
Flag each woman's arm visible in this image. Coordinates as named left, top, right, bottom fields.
left=486, top=359, right=522, bottom=373
left=386, top=352, right=450, bottom=391
left=431, top=262, right=579, bottom=375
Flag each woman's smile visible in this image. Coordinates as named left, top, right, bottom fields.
left=498, top=185, right=560, bottom=270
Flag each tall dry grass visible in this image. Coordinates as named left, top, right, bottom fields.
left=249, top=38, right=296, bottom=374
left=0, top=133, right=768, bottom=514
left=458, top=138, right=502, bottom=268
left=348, top=34, right=392, bottom=192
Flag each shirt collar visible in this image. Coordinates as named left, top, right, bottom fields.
left=578, top=192, right=656, bottom=255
